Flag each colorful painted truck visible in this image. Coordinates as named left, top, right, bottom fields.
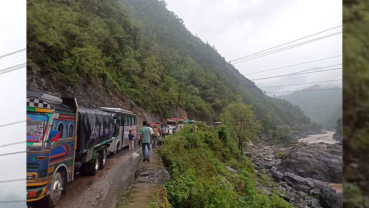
left=100, top=107, right=137, bottom=155
left=26, top=91, right=115, bottom=207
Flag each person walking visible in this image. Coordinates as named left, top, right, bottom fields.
left=139, top=121, right=152, bottom=162
left=152, top=125, right=160, bottom=147
left=128, top=130, right=135, bottom=151
left=161, top=125, right=167, bottom=140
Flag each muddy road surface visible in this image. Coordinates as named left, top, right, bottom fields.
left=30, top=147, right=141, bottom=208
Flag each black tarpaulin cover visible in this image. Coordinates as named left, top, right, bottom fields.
left=76, top=107, right=115, bottom=156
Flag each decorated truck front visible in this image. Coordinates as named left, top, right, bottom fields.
left=26, top=92, right=115, bottom=207
left=26, top=91, right=78, bottom=206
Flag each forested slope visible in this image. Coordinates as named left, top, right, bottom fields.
left=27, top=0, right=310, bottom=127
left=343, top=1, right=369, bottom=207
left=279, top=84, right=342, bottom=130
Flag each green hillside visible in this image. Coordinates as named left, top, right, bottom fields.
left=27, top=0, right=310, bottom=127
left=279, top=84, right=342, bottom=130
left=343, top=0, right=369, bottom=207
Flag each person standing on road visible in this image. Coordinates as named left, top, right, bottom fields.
left=139, top=121, right=152, bottom=162
left=152, top=125, right=160, bottom=147
left=128, top=130, right=135, bottom=151
left=161, top=125, right=167, bottom=140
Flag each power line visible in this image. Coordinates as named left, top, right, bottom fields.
left=231, top=32, right=342, bottom=64
left=289, top=64, right=342, bottom=75
left=0, top=63, right=26, bottom=75
left=0, top=141, right=25, bottom=149
left=0, top=120, right=26, bottom=128
left=0, top=48, right=26, bottom=59
left=252, top=68, right=341, bottom=81
left=0, top=151, right=26, bottom=157
left=230, top=25, right=342, bottom=62
left=259, top=79, right=342, bottom=88
left=0, top=200, right=26, bottom=204
left=245, top=55, right=342, bottom=75
left=0, top=178, right=25, bottom=184
left=251, top=64, right=342, bottom=80
left=266, top=88, right=342, bottom=93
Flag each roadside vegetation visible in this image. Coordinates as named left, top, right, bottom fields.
left=158, top=124, right=293, bottom=208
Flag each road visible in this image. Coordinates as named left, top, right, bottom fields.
left=54, top=147, right=141, bottom=208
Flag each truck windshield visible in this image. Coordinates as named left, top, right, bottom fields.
left=27, top=113, right=49, bottom=143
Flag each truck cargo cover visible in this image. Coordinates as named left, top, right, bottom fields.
left=77, top=107, right=115, bottom=156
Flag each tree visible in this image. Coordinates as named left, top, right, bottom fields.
left=220, top=103, right=259, bottom=152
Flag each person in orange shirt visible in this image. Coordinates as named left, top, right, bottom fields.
left=152, top=125, right=160, bottom=147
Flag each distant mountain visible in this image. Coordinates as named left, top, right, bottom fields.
left=279, top=85, right=342, bottom=130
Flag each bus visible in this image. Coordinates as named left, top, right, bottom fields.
left=100, top=107, right=137, bottom=155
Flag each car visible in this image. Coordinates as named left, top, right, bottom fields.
left=168, top=126, right=176, bottom=135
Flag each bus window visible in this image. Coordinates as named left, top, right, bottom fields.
left=124, top=117, right=128, bottom=126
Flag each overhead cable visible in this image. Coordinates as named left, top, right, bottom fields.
left=0, top=151, right=26, bottom=157
left=259, top=79, right=342, bottom=88
left=0, top=141, right=25, bottom=149
left=230, top=25, right=342, bottom=62
left=0, top=178, right=25, bottom=184
left=245, top=55, right=342, bottom=75
left=231, top=32, right=342, bottom=64
left=266, top=88, right=342, bottom=93
left=0, top=63, right=26, bottom=75
left=0, top=120, right=26, bottom=128
left=251, top=68, right=341, bottom=81
left=0, top=48, right=26, bottom=59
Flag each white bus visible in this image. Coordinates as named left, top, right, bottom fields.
left=100, top=107, right=137, bottom=155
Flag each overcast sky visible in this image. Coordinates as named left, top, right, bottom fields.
left=0, top=0, right=26, bottom=207
left=165, top=0, right=342, bottom=96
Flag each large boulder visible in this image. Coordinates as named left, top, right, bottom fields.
left=319, top=186, right=342, bottom=208
left=277, top=144, right=342, bottom=183
left=283, top=172, right=314, bottom=193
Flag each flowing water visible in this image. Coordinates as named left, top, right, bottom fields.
left=298, top=131, right=338, bottom=144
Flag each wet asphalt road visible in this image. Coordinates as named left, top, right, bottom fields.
left=55, top=147, right=141, bottom=208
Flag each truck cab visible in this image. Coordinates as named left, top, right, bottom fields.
left=26, top=91, right=78, bottom=206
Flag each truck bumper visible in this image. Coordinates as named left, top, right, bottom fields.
left=27, top=185, right=48, bottom=202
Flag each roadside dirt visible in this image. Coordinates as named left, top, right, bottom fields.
left=116, top=147, right=170, bottom=208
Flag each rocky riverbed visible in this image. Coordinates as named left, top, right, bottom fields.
left=246, top=132, right=342, bottom=208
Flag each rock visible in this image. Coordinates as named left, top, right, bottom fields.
left=284, top=172, right=314, bottom=193
left=311, top=198, right=323, bottom=208
left=140, top=171, right=150, bottom=177
left=226, top=166, right=237, bottom=174
left=277, top=144, right=342, bottom=183
left=262, top=163, right=273, bottom=169
left=270, top=169, right=284, bottom=182
left=243, top=152, right=253, bottom=157
left=319, top=186, right=342, bottom=208
left=309, top=188, right=320, bottom=197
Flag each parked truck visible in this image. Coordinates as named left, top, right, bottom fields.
left=26, top=91, right=115, bottom=207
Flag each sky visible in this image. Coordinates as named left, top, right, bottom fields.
left=0, top=0, right=26, bottom=207
left=164, top=0, right=342, bottom=96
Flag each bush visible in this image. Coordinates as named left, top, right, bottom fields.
left=159, top=124, right=293, bottom=208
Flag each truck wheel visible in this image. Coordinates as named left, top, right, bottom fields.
left=88, top=153, right=99, bottom=176
left=99, top=149, right=107, bottom=169
left=46, top=171, right=64, bottom=207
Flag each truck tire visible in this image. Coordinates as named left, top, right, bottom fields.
left=46, top=171, right=64, bottom=207
left=99, top=148, right=107, bottom=169
left=87, top=153, right=100, bottom=176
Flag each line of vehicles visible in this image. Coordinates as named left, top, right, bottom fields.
left=26, top=91, right=137, bottom=207
left=26, top=91, right=218, bottom=207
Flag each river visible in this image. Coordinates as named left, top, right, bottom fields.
left=298, top=131, right=338, bottom=144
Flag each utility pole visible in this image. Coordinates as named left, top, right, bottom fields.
left=176, top=78, right=183, bottom=119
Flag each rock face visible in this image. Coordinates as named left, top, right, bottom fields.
left=277, top=143, right=342, bottom=183
left=246, top=142, right=342, bottom=208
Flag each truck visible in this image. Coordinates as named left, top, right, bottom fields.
left=26, top=91, right=115, bottom=207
